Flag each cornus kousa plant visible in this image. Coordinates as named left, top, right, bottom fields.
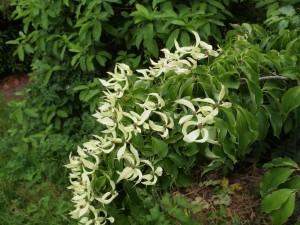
left=66, top=29, right=300, bottom=224
left=66, top=31, right=228, bottom=224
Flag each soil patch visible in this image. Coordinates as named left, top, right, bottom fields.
left=0, top=74, right=30, bottom=101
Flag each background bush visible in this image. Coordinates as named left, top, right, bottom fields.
left=0, top=0, right=30, bottom=76
left=0, top=0, right=299, bottom=224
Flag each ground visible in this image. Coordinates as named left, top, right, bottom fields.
left=0, top=74, right=29, bottom=101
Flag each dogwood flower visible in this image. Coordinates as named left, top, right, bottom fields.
left=95, top=175, right=118, bottom=205
left=138, top=93, right=165, bottom=111
left=116, top=144, right=161, bottom=186
left=117, top=158, right=143, bottom=184
left=175, top=99, right=218, bottom=125
left=141, top=163, right=163, bottom=186
left=107, top=63, right=133, bottom=81
left=149, top=111, right=174, bottom=138
left=174, top=30, right=220, bottom=59
left=70, top=198, right=91, bottom=219
left=93, top=104, right=123, bottom=129
left=79, top=206, right=115, bottom=225
left=69, top=172, right=94, bottom=219
left=193, top=84, right=232, bottom=110
left=121, top=110, right=152, bottom=134
left=136, top=68, right=157, bottom=80
left=182, top=114, right=216, bottom=143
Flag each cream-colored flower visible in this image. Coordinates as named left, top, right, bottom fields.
left=141, top=166, right=163, bottom=186
left=121, top=109, right=152, bottom=134
left=116, top=145, right=143, bottom=184
left=149, top=111, right=174, bottom=138
left=175, top=98, right=217, bottom=124
left=181, top=114, right=218, bottom=144
left=79, top=206, right=115, bottom=225
left=138, top=93, right=165, bottom=111
left=95, top=175, right=118, bottom=205
left=107, top=63, right=132, bottom=81
left=193, top=84, right=232, bottom=110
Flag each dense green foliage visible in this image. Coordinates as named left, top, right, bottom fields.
left=0, top=0, right=30, bottom=75
left=0, top=0, right=300, bottom=224
left=261, top=157, right=300, bottom=225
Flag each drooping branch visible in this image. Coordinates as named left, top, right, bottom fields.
left=240, top=74, right=289, bottom=85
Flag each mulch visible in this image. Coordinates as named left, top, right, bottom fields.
left=0, top=74, right=29, bottom=101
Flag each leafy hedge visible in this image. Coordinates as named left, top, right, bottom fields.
left=0, top=0, right=30, bottom=76
left=0, top=0, right=300, bottom=224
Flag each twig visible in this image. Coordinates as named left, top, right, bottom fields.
left=240, top=75, right=289, bottom=85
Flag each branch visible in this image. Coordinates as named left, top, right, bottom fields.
left=240, top=75, right=289, bottom=85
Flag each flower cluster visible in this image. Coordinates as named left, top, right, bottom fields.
left=175, top=85, right=232, bottom=144
left=137, top=31, right=220, bottom=80
left=66, top=31, right=229, bottom=224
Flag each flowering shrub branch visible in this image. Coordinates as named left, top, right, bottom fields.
left=66, top=31, right=227, bottom=224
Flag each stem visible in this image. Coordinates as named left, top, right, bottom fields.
left=240, top=75, right=289, bottom=85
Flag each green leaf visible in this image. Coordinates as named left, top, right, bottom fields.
left=144, top=24, right=158, bottom=57
left=217, top=71, right=240, bottom=89
left=182, top=143, right=198, bottom=156
left=132, top=133, right=144, bottom=149
left=152, top=0, right=166, bottom=9
left=263, top=105, right=282, bottom=138
left=270, top=192, right=295, bottom=225
left=24, top=108, right=39, bottom=118
left=79, top=22, right=91, bottom=40
left=179, top=77, right=195, bottom=98
left=240, top=66, right=259, bottom=82
left=208, top=0, right=225, bottom=10
left=256, top=108, right=269, bottom=141
left=42, top=71, right=52, bottom=87
left=223, top=139, right=237, bottom=163
left=245, top=79, right=263, bottom=113
left=281, top=86, right=300, bottom=114
left=235, top=108, right=255, bottom=155
left=73, top=85, right=88, bottom=91
left=161, top=158, right=178, bottom=178
left=17, top=46, right=24, bottom=61
left=47, top=111, right=56, bottom=124
left=15, top=108, right=23, bottom=124
left=167, top=152, right=186, bottom=168
left=103, top=2, right=114, bottom=15
left=63, top=0, right=69, bottom=6
left=261, top=189, right=293, bottom=213
left=96, top=54, right=106, bottom=66
left=71, top=53, right=81, bottom=66
left=261, top=168, right=295, bottom=197
left=55, top=117, right=61, bottom=130
left=256, top=0, right=276, bottom=8
left=92, top=20, right=102, bottom=41
left=152, top=137, right=168, bottom=161
left=263, top=157, right=298, bottom=170
left=56, top=110, right=68, bottom=118
left=278, top=5, right=295, bottom=17
left=171, top=20, right=186, bottom=26
left=175, top=171, right=193, bottom=187
left=166, top=28, right=180, bottom=49
left=280, top=175, right=300, bottom=189
left=83, top=89, right=100, bottom=102
left=180, top=31, right=190, bottom=46
left=280, top=66, right=300, bottom=80
left=136, top=4, right=149, bottom=17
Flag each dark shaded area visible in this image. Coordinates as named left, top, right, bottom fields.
left=0, top=1, right=31, bottom=78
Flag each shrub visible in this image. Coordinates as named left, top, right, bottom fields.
left=66, top=30, right=300, bottom=224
